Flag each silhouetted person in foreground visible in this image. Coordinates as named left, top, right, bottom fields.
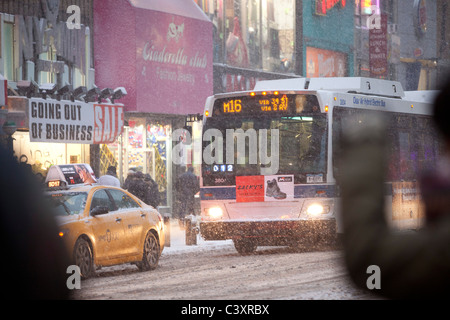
left=0, top=145, right=70, bottom=299
left=339, top=76, right=450, bottom=299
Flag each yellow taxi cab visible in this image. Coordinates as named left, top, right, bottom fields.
left=44, top=164, right=165, bottom=279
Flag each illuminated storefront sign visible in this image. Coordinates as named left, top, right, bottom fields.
left=306, top=47, right=347, bottom=77
left=369, top=13, right=388, bottom=77
left=29, top=98, right=124, bottom=144
left=314, top=0, right=346, bottom=16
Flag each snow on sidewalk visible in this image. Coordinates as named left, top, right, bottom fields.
left=162, top=219, right=233, bottom=255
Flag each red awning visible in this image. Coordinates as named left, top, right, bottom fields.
left=128, top=0, right=210, bottom=22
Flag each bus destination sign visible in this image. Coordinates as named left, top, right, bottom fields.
left=221, top=94, right=289, bottom=114
left=214, top=94, right=320, bottom=115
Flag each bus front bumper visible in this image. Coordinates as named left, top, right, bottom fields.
left=199, top=219, right=337, bottom=243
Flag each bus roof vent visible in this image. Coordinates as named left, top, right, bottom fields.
left=308, top=77, right=405, bottom=98
left=254, top=78, right=308, bottom=91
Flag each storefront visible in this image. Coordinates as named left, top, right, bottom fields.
left=396, top=0, right=438, bottom=90
left=94, top=0, right=213, bottom=210
left=303, top=0, right=354, bottom=78
left=6, top=96, right=124, bottom=178
left=0, top=0, right=97, bottom=174
left=195, top=0, right=300, bottom=94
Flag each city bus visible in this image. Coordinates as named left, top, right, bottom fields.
left=198, top=77, right=441, bottom=254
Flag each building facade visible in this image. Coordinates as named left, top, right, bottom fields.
left=93, top=0, right=214, bottom=210
left=0, top=0, right=98, bottom=177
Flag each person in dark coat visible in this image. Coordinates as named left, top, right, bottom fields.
left=339, top=75, right=450, bottom=299
left=122, top=169, right=136, bottom=190
left=144, top=173, right=160, bottom=208
left=127, top=171, right=151, bottom=204
left=176, top=166, right=200, bottom=224
left=0, top=145, right=70, bottom=299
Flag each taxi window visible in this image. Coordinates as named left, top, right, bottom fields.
left=90, top=189, right=115, bottom=214
left=47, top=192, right=88, bottom=216
left=108, top=189, right=140, bottom=210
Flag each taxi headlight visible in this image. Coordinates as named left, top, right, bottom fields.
left=306, top=203, right=330, bottom=217
left=207, top=207, right=223, bottom=219
left=58, top=229, right=70, bottom=238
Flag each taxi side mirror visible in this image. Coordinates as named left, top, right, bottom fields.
left=91, top=206, right=109, bottom=216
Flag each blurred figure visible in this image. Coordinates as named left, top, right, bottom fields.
left=127, top=171, right=151, bottom=204
left=339, top=76, right=450, bottom=299
left=144, top=173, right=160, bottom=208
left=0, top=145, right=70, bottom=299
left=122, top=169, right=136, bottom=190
left=175, top=166, right=200, bottom=226
left=98, top=166, right=120, bottom=187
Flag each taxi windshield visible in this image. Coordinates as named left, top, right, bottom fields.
left=47, top=192, right=88, bottom=216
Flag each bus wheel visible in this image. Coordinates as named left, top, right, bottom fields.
left=233, top=239, right=257, bottom=255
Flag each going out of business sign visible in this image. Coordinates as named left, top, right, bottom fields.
left=29, top=98, right=124, bottom=144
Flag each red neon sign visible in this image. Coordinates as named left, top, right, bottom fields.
left=315, top=0, right=346, bottom=16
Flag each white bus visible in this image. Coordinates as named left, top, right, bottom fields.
left=198, top=77, right=441, bottom=254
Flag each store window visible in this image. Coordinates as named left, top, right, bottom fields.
left=2, top=19, right=16, bottom=81
left=196, top=0, right=295, bottom=73
left=105, top=118, right=172, bottom=206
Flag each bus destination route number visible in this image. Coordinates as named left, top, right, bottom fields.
left=221, top=95, right=289, bottom=114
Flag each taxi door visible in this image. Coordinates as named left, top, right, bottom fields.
left=89, top=189, right=127, bottom=261
left=107, top=189, right=146, bottom=256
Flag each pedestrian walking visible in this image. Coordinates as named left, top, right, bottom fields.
left=144, top=173, right=160, bottom=208
left=122, top=169, right=136, bottom=190
left=97, top=166, right=121, bottom=187
left=127, top=171, right=151, bottom=204
left=176, top=166, right=200, bottom=226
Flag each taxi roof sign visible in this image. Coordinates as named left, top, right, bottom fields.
left=45, top=163, right=97, bottom=187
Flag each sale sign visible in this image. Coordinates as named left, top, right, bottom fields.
left=29, top=98, right=124, bottom=144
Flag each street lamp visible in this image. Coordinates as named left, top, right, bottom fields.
left=111, top=87, right=127, bottom=103
left=98, top=88, right=114, bottom=103
left=84, top=87, right=101, bottom=103
left=56, top=84, right=73, bottom=101
left=39, top=83, right=57, bottom=99
left=2, top=121, right=17, bottom=157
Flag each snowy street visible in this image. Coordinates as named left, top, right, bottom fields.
left=72, top=220, right=379, bottom=300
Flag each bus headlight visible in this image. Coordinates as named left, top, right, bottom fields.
left=207, top=207, right=223, bottom=219
left=306, top=203, right=330, bottom=217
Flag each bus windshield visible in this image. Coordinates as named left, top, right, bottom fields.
left=202, top=113, right=327, bottom=186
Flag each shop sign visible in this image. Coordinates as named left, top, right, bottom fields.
left=236, top=175, right=294, bottom=203
left=136, top=11, right=213, bottom=114
left=29, top=98, right=124, bottom=144
left=306, top=47, right=347, bottom=78
left=314, top=0, right=347, bottom=16
left=369, top=13, right=388, bottom=78
left=17, top=11, right=87, bottom=72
